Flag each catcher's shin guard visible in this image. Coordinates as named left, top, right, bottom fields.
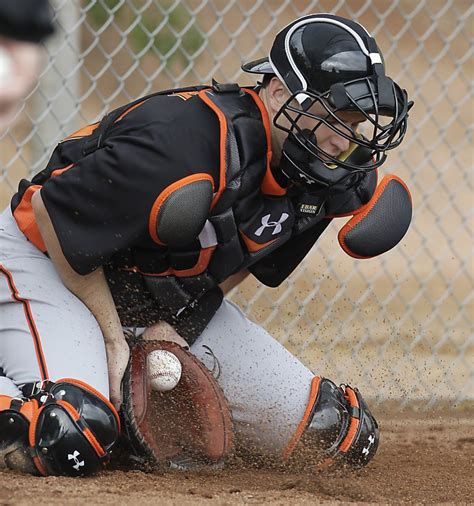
left=1, top=379, right=120, bottom=476
left=283, top=377, right=379, bottom=469
left=0, top=396, right=40, bottom=474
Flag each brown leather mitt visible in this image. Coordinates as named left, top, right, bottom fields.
left=121, top=339, right=233, bottom=469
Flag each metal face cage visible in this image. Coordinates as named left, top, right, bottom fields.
left=273, top=74, right=411, bottom=175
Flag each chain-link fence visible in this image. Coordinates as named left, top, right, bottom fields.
left=1, top=0, right=472, bottom=407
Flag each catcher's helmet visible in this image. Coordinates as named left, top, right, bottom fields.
left=242, top=14, right=412, bottom=190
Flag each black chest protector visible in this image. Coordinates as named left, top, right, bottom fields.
left=19, top=82, right=323, bottom=341
left=102, top=83, right=327, bottom=341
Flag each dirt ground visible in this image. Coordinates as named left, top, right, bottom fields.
left=1, top=408, right=473, bottom=505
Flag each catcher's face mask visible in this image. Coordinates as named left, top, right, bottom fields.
left=242, top=14, right=413, bottom=192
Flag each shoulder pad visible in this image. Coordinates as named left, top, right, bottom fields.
left=211, top=80, right=241, bottom=93
left=338, top=174, right=412, bottom=258
left=149, top=174, right=214, bottom=246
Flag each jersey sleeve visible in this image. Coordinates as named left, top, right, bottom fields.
left=40, top=102, right=219, bottom=275
left=248, top=218, right=333, bottom=287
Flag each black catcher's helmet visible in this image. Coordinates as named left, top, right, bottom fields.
left=242, top=14, right=413, bottom=191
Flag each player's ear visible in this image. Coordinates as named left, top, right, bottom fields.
left=266, top=77, right=290, bottom=115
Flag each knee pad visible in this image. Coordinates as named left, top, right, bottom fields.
left=0, top=396, right=40, bottom=474
left=29, top=379, right=120, bottom=476
left=1, top=379, right=120, bottom=476
left=284, top=377, right=379, bottom=469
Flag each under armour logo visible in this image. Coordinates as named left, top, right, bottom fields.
left=68, top=450, right=85, bottom=471
left=362, top=434, right=376, bottom=456
left=254, top=213, right=289, bottom=237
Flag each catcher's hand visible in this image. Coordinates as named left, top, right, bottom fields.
left=121, top=339, right=233, bottom=469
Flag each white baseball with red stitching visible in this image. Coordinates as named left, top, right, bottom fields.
left=147, top=350, right=182, bottom=392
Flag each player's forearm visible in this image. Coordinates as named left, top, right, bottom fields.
left=31, top=190, right=124, bottom=345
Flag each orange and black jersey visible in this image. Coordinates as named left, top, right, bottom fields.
left=11, top=86, right=332, bottom=317
left=12, top=91, right=221, bottom=275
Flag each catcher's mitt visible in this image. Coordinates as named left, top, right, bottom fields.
left=121, top=339, right=233, bottom=469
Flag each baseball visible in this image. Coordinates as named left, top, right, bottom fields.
left=147, top=350, right=182, bottom=392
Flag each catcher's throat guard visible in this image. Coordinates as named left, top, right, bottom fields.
left=121, top=340, right=233, bottom=469
left=284, top=377, right=379, bottom=469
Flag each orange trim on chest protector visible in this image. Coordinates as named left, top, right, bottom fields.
left=242, top=88, right=286, bottom=197
left=240, top=231, right=277, bottom=253
left=198, top=90, right=228, bottom=209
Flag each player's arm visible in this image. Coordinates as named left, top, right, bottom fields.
left=31, top=190, right=129, bottom=409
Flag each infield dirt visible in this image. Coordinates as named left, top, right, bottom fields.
left=1, top=408, right=472, bottom=505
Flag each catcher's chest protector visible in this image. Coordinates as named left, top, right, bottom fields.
left=145, top=86, right=301, bottom=280
left=10, top=83, right=323, bottom=336
left=135, top=85, right=329, bottom=336
left=112, top=86, right=325, bottom=327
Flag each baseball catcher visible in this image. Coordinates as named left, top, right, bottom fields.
left=1, top=13, right=412, bottom=475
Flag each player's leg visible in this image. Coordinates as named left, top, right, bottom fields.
left=0, top=208, right=109, bottom=395
left=190, top=299, right=313, bottom=454
left=190, top=298, right=379, bottom=468
left=0, top=375, right=22, bottom=397
left=0, top=208, right=120, bottom=475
